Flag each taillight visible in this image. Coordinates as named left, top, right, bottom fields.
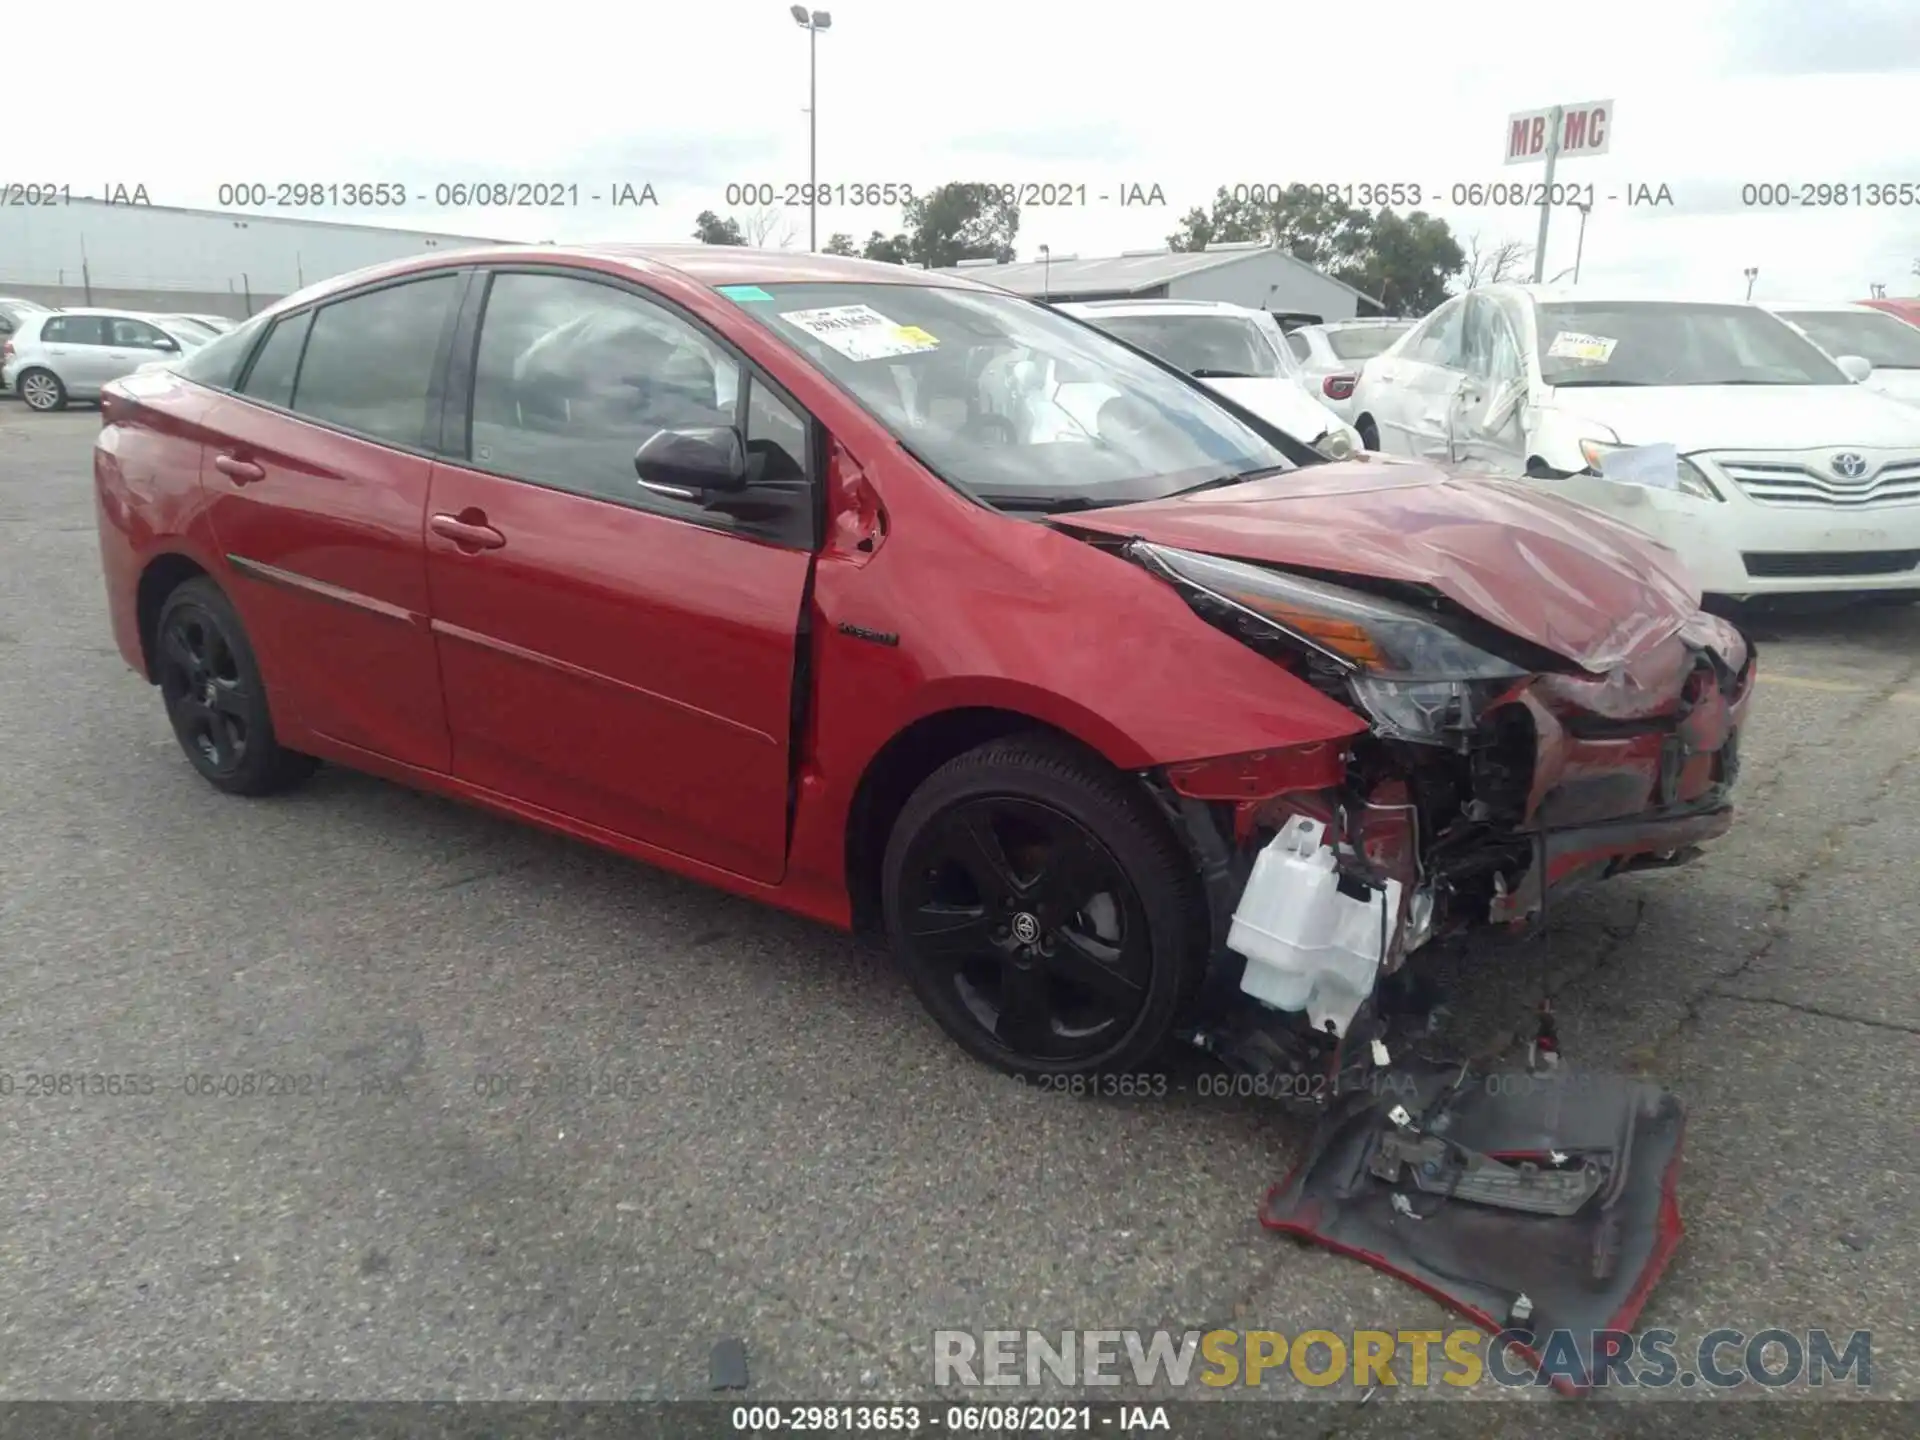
left=1, top=339, right=13, bottom=361
left=1322, top=374, right=1356, bottom=400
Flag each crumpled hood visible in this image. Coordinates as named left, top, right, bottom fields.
left=1058, top=455, right=1704, bottom=672
left=1549, top=381, right=1920, bottom=452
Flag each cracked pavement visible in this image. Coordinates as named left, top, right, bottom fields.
left=1, top=404, right=1915, bottom=1428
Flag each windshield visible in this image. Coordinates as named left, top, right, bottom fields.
left=1085, top=313, right=1292, bottom=380
left=727, top=284, right=1295, bottom=510
left=1536, top=301, right=1846, bottom=387
left=1326, top=324, right=1411, bottom=361
left=162, top=317, right=220, bottom=343
left=1780, top=309, right=1920, bottom=370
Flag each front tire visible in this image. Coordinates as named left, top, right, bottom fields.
left=881, top=737, right=1205, bottom=1078
left=17, top=368, right=66, bottom=412
left=1355, top=415, right=1380, bottom=451
left=154, top=578, right=318, bottom=796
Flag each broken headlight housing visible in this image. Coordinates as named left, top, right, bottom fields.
left=1577, top=439, right=1723, bottom=500
left=1138, top=544, right=1528, bottom=746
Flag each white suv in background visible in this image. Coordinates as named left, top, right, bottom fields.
left=1348, top=285, right=1920, bottom=603
left=1282, top=317, right=1413, bottom=424
left=1057, top=299, right=1363, bottom=459
left=1, top=309, right=207, bottom=411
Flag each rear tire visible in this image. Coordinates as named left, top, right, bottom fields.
left=154, top=577, right=318, bottom=796
left=17, top=368, right=65, bottom=412
left=881, top=736, right=1205, bottom=1078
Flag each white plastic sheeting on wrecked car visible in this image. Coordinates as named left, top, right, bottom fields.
left=1228, top=817, right=1400, bottom=1037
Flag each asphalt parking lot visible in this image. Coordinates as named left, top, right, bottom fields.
left=1, top=400, right=1915, bottom=1432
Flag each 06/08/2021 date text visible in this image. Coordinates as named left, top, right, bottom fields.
left=1222, top=181, right=1602, bottom=208
left=724, top=182, right=1168, bottom=208
left=213, top=181, right=660, bottom=209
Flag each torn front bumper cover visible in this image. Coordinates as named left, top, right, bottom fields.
left=1260, top=1061, right=1686, bottom=1395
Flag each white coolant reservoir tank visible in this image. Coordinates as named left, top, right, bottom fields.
left=1228, top=816, right=1400, bottom=1038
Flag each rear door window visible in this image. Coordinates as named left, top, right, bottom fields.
left=289, top=275, right=459, bottom=447
left=44, top=316, right=109, bottom=345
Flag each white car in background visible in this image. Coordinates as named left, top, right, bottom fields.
left=1761, top=301, right=1920, bottom=408
left=1281, top=317, right=1413, bottom=424
left=1349, top=284, right=1920, bottom=603
left=1057, top=299, right=1363, bottom=459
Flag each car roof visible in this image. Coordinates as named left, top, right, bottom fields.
left=260, top=244, right=998, bottom=317
left=1760, top=300, right=1882, bottom=314
left=1472, top=284, right=1776, bottom=308
left=1056, top=298, right=1262, bottom=319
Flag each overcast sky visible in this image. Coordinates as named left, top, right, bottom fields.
left=18, top=0, right=1920, bottom=300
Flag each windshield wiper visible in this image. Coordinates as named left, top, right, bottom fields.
left=988, top=494, right=1102, bottom=514
left=1166, top=465, right=1291, bottom=499
left=1188, top=368, right=1260, bottom=379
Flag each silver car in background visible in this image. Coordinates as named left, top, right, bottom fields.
left=1, top=309, right=207, bottom=411
left=0, top=296, right=57, bottom=393
left=1282, top=318, right=1413, bottom=423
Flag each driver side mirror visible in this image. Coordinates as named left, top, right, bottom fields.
left=634, top=425, right=749, bottom=501
left=1836, top=354, right=1874, bottom=383
left=152, top=337, right=179, bottom=352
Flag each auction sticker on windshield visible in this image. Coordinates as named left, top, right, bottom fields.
left=1547, top=331, right=1618, bottom=363
left=781, top=304, right=941, bottom=361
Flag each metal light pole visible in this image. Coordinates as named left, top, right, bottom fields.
left=1571, top=200, right=1590, bottom=284
left=790, top=7, right=833, bottom=251
left=1744, top=267, right=1759, bottom=301
left=1039, top=244, right=1051, bottom=301
left=1530, top=105, right=1564, bottom=284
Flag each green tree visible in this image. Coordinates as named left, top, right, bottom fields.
left=822, top=232, right=858, bottom=256
left=1168, top=186, right=1370, bottom=270
left=1350, top=210, right=1465, bottom=314
left=691, top=210, right=745, bottom=245
left=861, top=230, right=913, bottom=265
left=900, top=182, right=1020, bottom=269
left=1168, top=185, right=1463, bottom=316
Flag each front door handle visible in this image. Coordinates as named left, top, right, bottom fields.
left=430, top=512, right=506, bottom=551
left=214, top=453, right=266, bottom=484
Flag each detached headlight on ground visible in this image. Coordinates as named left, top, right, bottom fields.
left=1577, top=438, right=1722, bottom=501
left=1137, top=544, right=1527, bottom=746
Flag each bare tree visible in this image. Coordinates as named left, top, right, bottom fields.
left=740, top=205, right=799, bottom=249
left=1462, top=234, right=1534, bottom=289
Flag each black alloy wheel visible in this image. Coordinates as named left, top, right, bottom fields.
left=154, top=578, right=317, bottom=796
left=883, top=738, right=1204, bottom=1077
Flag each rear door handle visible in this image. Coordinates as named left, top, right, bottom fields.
left=430, top=512, right=507, bottom=551
left=214, top=453, right=266, bottom=484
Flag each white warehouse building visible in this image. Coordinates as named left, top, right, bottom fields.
left=0, top=197, right=511, bottom=320
left=937, top=241, right=1382, bottom=322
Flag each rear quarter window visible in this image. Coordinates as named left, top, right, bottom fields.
left=172, top=315, right=273, bottom=389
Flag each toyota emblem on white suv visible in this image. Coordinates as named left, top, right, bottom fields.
left=1831, top=452, right=1869, bottom=479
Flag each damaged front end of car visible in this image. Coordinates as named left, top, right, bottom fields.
left=1118, top=541, right=1749, bottom=1388
left=1120, top=540, right=1753, bottom=1081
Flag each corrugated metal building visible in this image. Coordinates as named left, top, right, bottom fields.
left=0, top=197, right=510, bottom=320
left=938, top=241, right=1381, bottom=321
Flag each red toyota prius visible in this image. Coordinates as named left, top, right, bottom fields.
left=94, top=246, right=1753, bottom=1082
